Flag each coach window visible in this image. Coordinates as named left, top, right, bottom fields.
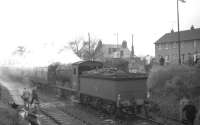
left=73, top=68, right=76, bottom=75
left=108, top=48, right=112, bottom=54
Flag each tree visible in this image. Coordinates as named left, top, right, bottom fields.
left=12, top=46, right=26, bottom=56
left=80, top=40, right=97, bottom=60
left=69, top=38, right=99, bottom=60
left=68, top=40, right=82, bottom=57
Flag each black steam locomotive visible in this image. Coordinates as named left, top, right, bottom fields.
left=28, top=60, right=148, bottom=114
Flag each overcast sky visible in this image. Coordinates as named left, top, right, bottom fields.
left=0, top=0, right=200, bottom=59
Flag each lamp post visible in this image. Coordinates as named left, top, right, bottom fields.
left=177, top=0, right=186, bottom=64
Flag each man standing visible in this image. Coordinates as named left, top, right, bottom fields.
left=194, top=109, right=200, bottom=125
left=159, top=56, right=165, bottom=66
left=31, top=87, right=39, bottom=107
left=22, top=88, right=31, bottom=108
left=180, top=97, right=189, bottom=121
left=182, top=101, right=197, bottom=125
left=115, top=94, right=123, bottom=123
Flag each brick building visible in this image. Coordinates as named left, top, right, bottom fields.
left=155, top=26, right=200, bottom=64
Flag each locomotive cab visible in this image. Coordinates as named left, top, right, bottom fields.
left=71, top=61, right=103, bottom=91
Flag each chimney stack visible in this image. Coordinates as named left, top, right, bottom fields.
left=190, top=25, right=195, bottom=30
left=171, top=29, right=174, bottom=33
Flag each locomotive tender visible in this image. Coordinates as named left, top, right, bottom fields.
left=30, top=60, right=148, bottom=114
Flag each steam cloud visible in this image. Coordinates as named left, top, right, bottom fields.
left=0, top=43, right=81, bottom=68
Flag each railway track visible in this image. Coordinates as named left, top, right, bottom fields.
left=37, top=93, right=163, bottom=125
left=53, top=101, right=166, bottom=125
left=38, top=90, right=184, bottom=125
left=7, top=88, right=169, bottom=125
left=38, top=98, right=95, bottom=125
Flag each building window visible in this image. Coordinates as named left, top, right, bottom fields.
left=165, top=55, right=169, bottom=62
left=157, top=44, right=162, bottom=50
left=159, top=44, right=163, bottom=49
left=108, top=48, right=112, bottom=54
left=172, top=54, right=179, bottom=62
left=165, top=44, right=169, bottom=49
left=73, top=68, right=76, bottom=75
left=156, top=44, right=159, bottom=49
left=120, top=50, right=124, bottom=57
left=112, top=48, right=117, bottom=52
left=193, top=40, right=197, bottom=49
left=173, top=42, right=177, bottom=48
left=181, top=42, right=184, bottom=48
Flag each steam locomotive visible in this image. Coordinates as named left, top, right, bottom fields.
left=28, top=60, right=148, bottom=114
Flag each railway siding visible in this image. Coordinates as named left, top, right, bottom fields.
left=39, top=114, right=57, bottom=125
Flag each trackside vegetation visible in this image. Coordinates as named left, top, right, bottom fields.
left=0, top=85, right=27, bottom=125
left=147, top=64, right=200, bottom=120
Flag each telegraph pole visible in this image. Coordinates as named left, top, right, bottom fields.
left=131, top=34, right=134, bottom=58
left=177, top=0, right=181, bottom=64
left=117, top=32, right=119, bottom=49
left=88, top=32, right=91, bottom=60
left=177, top=0, right=186, bottom=64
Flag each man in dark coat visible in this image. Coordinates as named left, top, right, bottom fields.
left=182, top=101, right=197, bottom=125
left=159, top=56, right=165, bottom=66
left=22, top=88, right=31, bottom=108
left=31, top=87, right=39, bottom=106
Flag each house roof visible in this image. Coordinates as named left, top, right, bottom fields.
left=72, top=60, right=103, bottom=67
left=155, top=28, right=200, bottom=44
left=102, top=44, right=121, bottom=48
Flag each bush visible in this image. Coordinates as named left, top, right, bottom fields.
left=147, top=64, right=200, bottom=119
